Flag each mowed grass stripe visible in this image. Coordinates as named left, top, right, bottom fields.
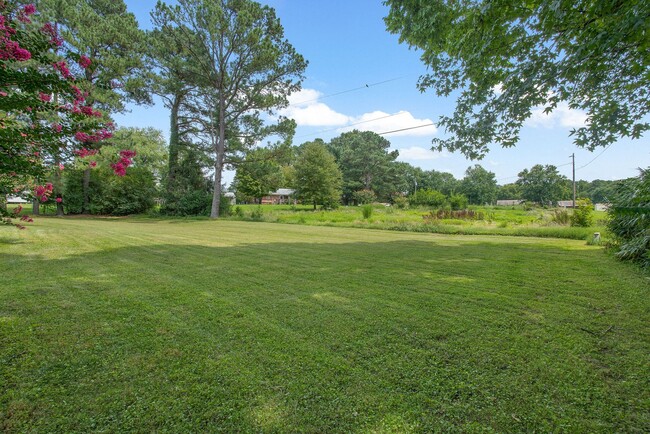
left=1, top=218, right=648, bottom=432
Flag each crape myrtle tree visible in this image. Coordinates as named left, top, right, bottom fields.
left=385, top=0, right=650, bottom=159
left=154, top=0, right=307, bottom=218
left=31, top=0, right=150, bottom=212
left=0, top=1, right=128, bottom=227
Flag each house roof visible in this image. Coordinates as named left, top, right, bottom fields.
left=271, top=188, right=295, bottom=196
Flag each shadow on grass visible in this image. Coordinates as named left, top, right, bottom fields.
left=1, top=239, right=648, bottom=432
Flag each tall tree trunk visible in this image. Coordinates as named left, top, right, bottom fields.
left=54, top=157, right=64, bottom=216
left=82, top=168, right=90, bottom=213
left=32, top=199, right=40, bottom=216
left=210, top=96, right=226, bottom=219
left=167, top=95, right=181, bottom=193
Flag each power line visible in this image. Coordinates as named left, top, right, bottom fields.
left=289, top=76, right=406, bottom=107
left=576, top=143, right=614, bottom=171
left=377, top=123, right=435, bottom=136
left=294, top=111, right=409, bottom=140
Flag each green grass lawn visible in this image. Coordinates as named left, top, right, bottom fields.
left=1, top=218, right=648, bottom=432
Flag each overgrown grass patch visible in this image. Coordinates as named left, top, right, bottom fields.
left=228, top=204, right=607, bottom=240
left=1, top=218, right=647, bottom=432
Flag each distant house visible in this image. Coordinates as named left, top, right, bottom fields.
left=6, top=195, right=28, bottom=204
left=557, top=201, right=610, bottom=210
left=261, top=188, right=295, bottom=205
left=557, top=200, right=576, bottom=208
left=224, top=192, right=236, bottom=205
left=496, top=200, right=524, bottom=206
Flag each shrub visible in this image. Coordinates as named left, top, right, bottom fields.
left=361, top=204, right=373, bottom=219
left=551, top=209, right=571, bottom=225
left=353, top=189, right=376, bottom=205
left=392, top=195, right=409, bottom=209
left=250, top=207, right=264, bottom=221
left=409, top=189, right=447, bottom=207
left=63, top=167, right=156, bottom=215
left=166, top=190, right=212, bottom=216
left=607, top=169, right=650, bottom=268
left=570, top=199, right=594, bottom=227
left=321, top=196, right=340, bottom=210
left=448, top=193, right=469, bottom=210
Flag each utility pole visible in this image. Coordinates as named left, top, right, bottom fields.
left=571, top=153, right=576, bottom=208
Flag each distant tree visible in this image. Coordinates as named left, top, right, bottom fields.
left=293, top=141, right=342, bottom=210
left=579, top=179, right=618, bottom=204
left=154, top=0, right=307, bottom=218
left=497, top=183, right=522, bottom=200
left=101, top=127, right=168, bottom=182
left=328, top=130, right=399, bottom=203
left=517, top=165, right=568, bottom=205
left=385, top=0, right=649, bottom=159
left=461, top=165, right=497, bottom=205
left=234, top=148, right=285, bottom=204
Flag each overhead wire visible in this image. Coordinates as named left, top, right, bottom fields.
left=288, top=76, right=406, bottom=107
left=576, top=143, right=613, bottom=171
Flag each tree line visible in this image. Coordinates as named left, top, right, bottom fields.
left=231, top=129, right=621, bottom=209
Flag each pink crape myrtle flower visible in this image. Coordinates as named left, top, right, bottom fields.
left=79, top=55, right=91, bottom=69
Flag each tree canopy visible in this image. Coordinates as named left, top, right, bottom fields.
left=517, top=164, right=569, bottom=205
left=328, top=130, right=400, bottom=203
left=384, top=0, right=650, bottom=159
left=154, top=0, right=307, bottom=218
left=294, top=140, right=342, bottom=210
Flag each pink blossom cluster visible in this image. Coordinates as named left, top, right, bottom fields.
left=78, top=105, right=102, bottom=117
left=0, top=16, right=30, bottom=60
left=74, top=129, right=112, bottom=143
left=34, top=182, right=53, bottom=202
left=74, top=147, right=98, bottom=158
left=18, top=4, right=35, bottom=23
left=53, top=60, right=74, bottom=80
left=41, top=22, right=63, bottom=47
left=110, top=150, right=137, bottom=176
left=39, top=92, right=51, bottom=102
left=79, top=55, right=91, bottom=69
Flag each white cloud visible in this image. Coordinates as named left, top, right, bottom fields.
left=397, top=146, right=448, bottom=162
left=527, top=102, right=587, bottom=129
left=492, top=83, right=504, bottom=95
left=281, top=89, right=439, bottom=137
left=340, top=110, right=438, bottom=137
left=280, top=89, right=350, bottom=126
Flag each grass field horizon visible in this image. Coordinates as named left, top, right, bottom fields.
left=1, top=218, right=648, bottom=432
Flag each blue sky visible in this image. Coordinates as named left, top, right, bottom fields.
left=117, top=0, right=648, bottom=185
